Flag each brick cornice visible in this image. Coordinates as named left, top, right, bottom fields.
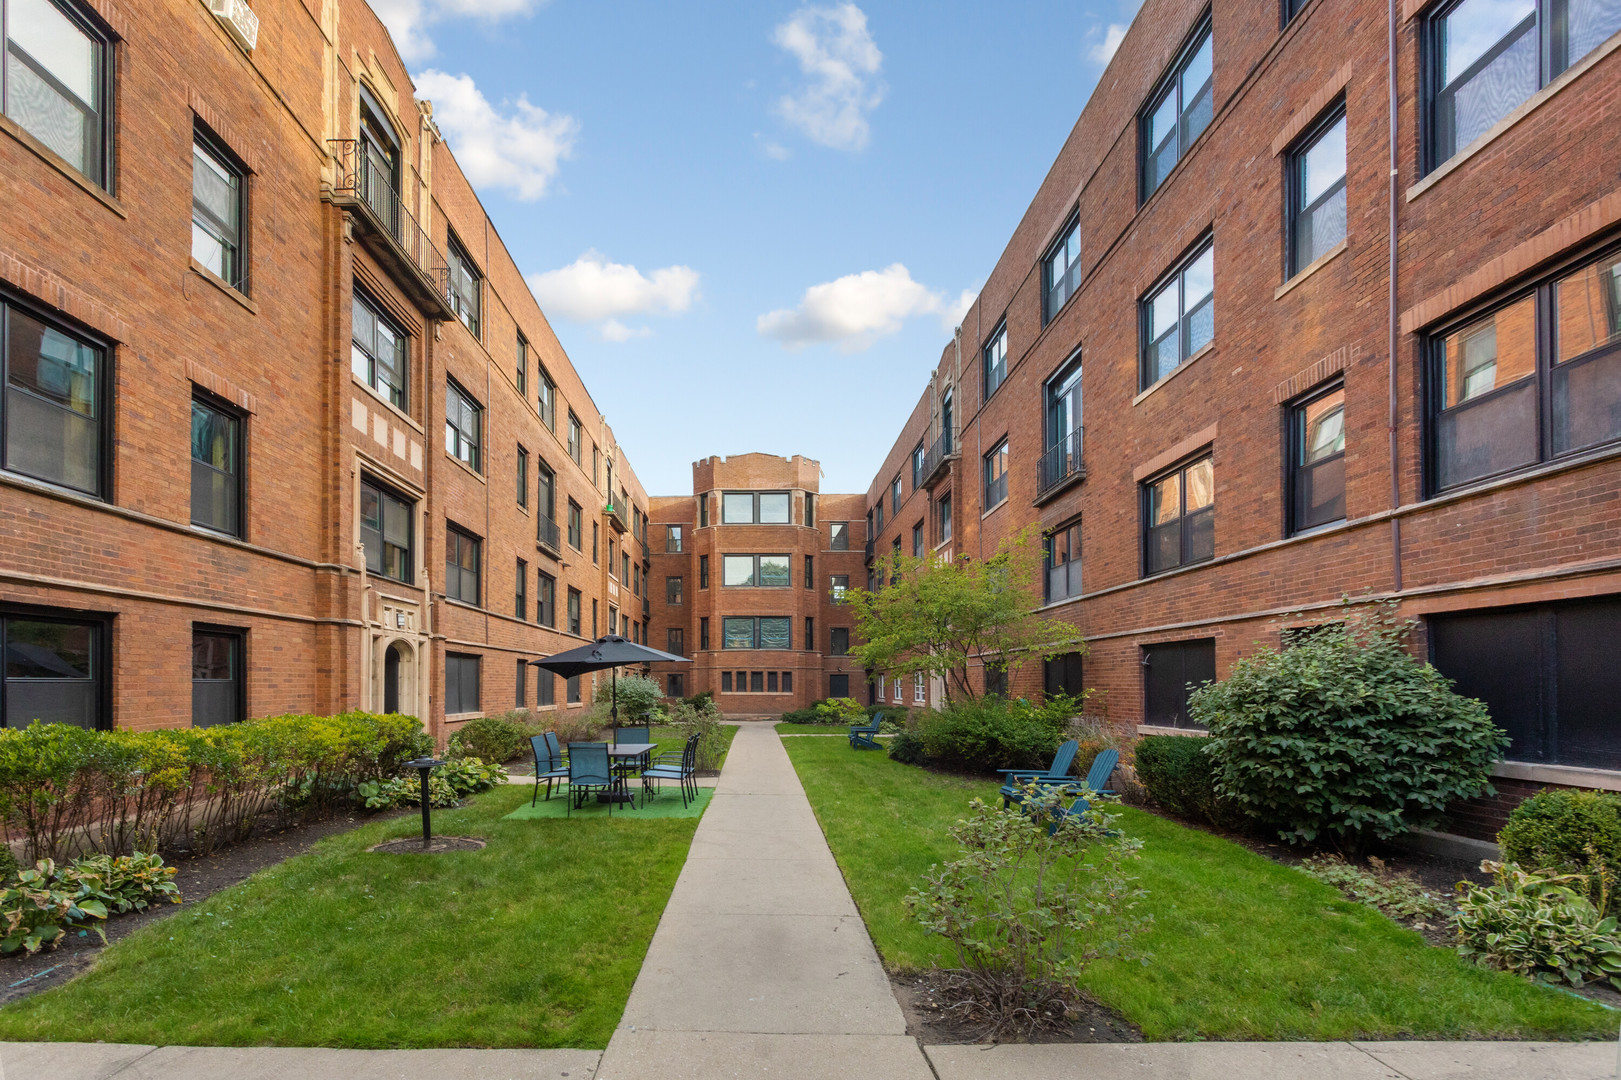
left=1272, top=345, right=1359, bottom=404
left=1269, top=62, right=1353, bottom=157
left=0, top=248, right=133, bottom=343
left=1133, top=423, right=1218, bottom=483
left=1400, top=190, right=1621, bottom=334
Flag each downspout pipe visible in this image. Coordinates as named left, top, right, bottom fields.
left=1387, top=0, right=1404, bottom=594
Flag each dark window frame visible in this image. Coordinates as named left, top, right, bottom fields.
left=445, top=378, right=482, bottom=473
left=1045, top=520, right=1082, bottom=603
left=667, top=575, right=683, bottom=605
left=516, top=333, right=528, bottom=395
left=190, top=390, right=244, bottom=538
left=721, top=615, right=793, bottom=650
left=667, top=627, right=684, bottom=656
left=1, top=290, right=112, bottom=498
left=982, top=320, right=1009, bottom=400
left=1139, top=233, right=1216, bottom=391
left=829, top=521, right=850, bottom=550
left=1141, top=638, right=1216, bottom=729
left=1042, top=214, right=1083, bottom=325
left=1286, top=380, right=1347, bottom=534
left=1138, top=11, right=1215, bottom=203
left=722, top=553, right=793, bottom=588
left=516, top=445, right=529, bottom=509
left=830, top=626, right=850, bottom=656
left=720, top=489, right=792, bottom=524
left=191, top=624, right=245, bottom=728
left=537, top=569, right=556, bottom=627
left=359, top=474, right=414, bottom=584
left=0, top=606, right=110, bottom=730
left=2, top=0, right=115, bottom=190
left=445, top=652, right=480, bottom=715
left=191, top=121, right=249, bottom=292
left=1140, top=453, right=1215, bottom=577
left=1285, top=101, right=1348, bottom=278
left=351, top=285, right=409, bottom=411
left=982, top=438, right=1009, bottom=509
left=515, top=557, right=527, bottom=619
left=444, top=522, right=482, bottom=606
left=566, top=587, right=582, bottom=636
left=445, top=232, right=482, bottom=338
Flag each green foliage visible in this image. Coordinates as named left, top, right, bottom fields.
left=594, top=674, right=665, bottom=723
left=905, top=785, right=1149, bottom=1038
left=1499, top=789, right=1621, bottom=906
left=0, top=712, right=429, bottom=861
left=662, top=697, right=728, bottom=771
left=779, top=697, right=868, bottom=726
left=62, top=852, right=181, bottom=915
left=0, top=845, right=18, bottom=884
left=1133, top=735, right=1246, bottom=830
left=358, top=758, right=506, bottom=810
left=1456, top=861, right=1621, bottom=990
left=1299, top=854, right=1454, bottom=927
left=1192, top=604, right=1507, bottom=847
left=886, top=728, right=927, bottom=765
left=839, top=526, right=1084, bottom=702
left=448, top=714, right=529, bottom=763
left=0, top=852, right=181, bottom=955
left=1, top=859, right=94, bottom=955
left=895, top=695, right=1082, bottom=774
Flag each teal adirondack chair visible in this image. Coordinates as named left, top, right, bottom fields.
left=997, top=739, right=1081, bottom=806
left=849, top=712, right=883, bottom=749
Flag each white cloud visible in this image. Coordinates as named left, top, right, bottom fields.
left=941, top=288, right=977, bottom=332
left=772, top=3, right=885, bottom=152
left=758, top=264, right=967, bottom=353
left=1088, top=23, right=1129, bottom=64
left=528, top=251, right=700, bottom=340
left=367, top=0, right=543, bottom=63
left=413, top=71, right=576, bottom=201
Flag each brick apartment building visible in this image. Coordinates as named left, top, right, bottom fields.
left=645, top=454, right=868, bottom=714
left=0, top=0, right=658, bottom=743
left=856, top=0, right=1621, bottom=836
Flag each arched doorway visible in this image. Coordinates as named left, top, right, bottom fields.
left=384, top=642, right=403, bottom=714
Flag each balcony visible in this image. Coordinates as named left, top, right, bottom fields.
left=864, top=537, right=876, bottom=563
left=920, top=429, right=958, bottom=488
left=326, top=140, right=454, bottom=319
left=642, top=597, right=651, bottom=620
left=1034, top=428, right=1086, bottom=504
left=536, top=513, right=562, bottom=557
left=605, top=500, right=628, bottom=533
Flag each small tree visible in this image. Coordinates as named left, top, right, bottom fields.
left=593, top=673, right=665, bottom=724
left=840, top=527, right=1083, bottom=702
left=1192, top=602, right=1507, bottom=850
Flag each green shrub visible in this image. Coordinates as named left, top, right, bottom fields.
left=904, top=785, right=1150, bottom=1039
left=358, top=757, right=505, bottom=811
left=0, top=846, right=17, bottom=884
left=664, top=697, right=728, bottom=772
left=448, top=714, right=528, bottom=763
left=1455, top=861, right=1621, bottom=990
left=1499, top=789, right=1621, bottom=902
left=886, top=728, right=927, bottom=765
left=594, top=675, right=665, bottom=723
left=896, top=695, right=1082, bottom=774
left=1133, top=735, right=1245, bottom=829
left=0, top=859, right=102, bottom=955
left=1192, top=605, right=1507, bottom=847
left=61, top=852, right=180, bottom=915
left=1299, top=854, right=1453, bottom=927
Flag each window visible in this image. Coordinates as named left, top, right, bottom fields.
left=941, top=389, right=955, bottom=455
left=192, top=128, right=246, bottom=291
left=667, top=673, right=684, bottom=697
left=667, top=576, right=683, bottom=605
left=984, top=664, right=1008, bottom=697
left=1143, top=456, right=1214, bottom=575
left=515, top=446, right=529, bottom=509
left=1142, top=639, right=1215, bottom=729
left=515, top=334, right=528, bottom=396
left=360, top=477, right=413, bottom=583
left=804, top=555, right=814, bottom=588
left=1429, top=247, right=1621, bottom=490
left=1142, top=239, right=1215, bottom=389
left=567, top=500, right=583, bottom=550
left=874, top=501, right=884, bottom=534
left=751, top=671, right=765, bottom=692
left=1046, top=522, right=1081, bottom=602
left=191, top=628, right=242, bottom=728
left=914, top=672, right=926, bottom=704
left=1426, top=0, right=1620, bottom=170
left=1289, top=384, right=1346, bottom=533
left=1043, top=217, right=1082, bottom=323
left=445, top=380, right=481, bottom=472
left=446, top=236, right=481, bottom=337
left=1287, top=108, right=1347, bottom=276
left=829, top=673, right=850, bottom=699
left=622, top=549, right=631, bottom=586
left=891, top=476, right=902, bottom=514
left=699, top=494, right=710, bottom=528
left=721, top=671, right=732, bottom=692
left=782, top=671, right=794, bottom=694
left=805, top=492, right=816, bottom=527
left=537, top=367, right=555, bottom=429
left=3, top=296, right=107, bottom=496
left=805, top=617, right=814, bottom=651
left=1141, top=17, right=1213, bottom=199
left=830, top=522, right=850, bottom=550
left=537, top=665, right=555, bottom=706
left=723, top=554, right=792, bottom=587
left=592, top=520, right=599, bottom=562
left=445, top=525, right=481, bottom=605
left=515, top=657, right=527, bottom=707
left=1431, top=597, right=1621, bottom=768
left=983, top=322, right=1008, bottom=399
left=723, top=616, right=792, bottom=649
left=592, top=444, right=600, bottom=488
left=830, top=575, right=849, bottom=603
left=699, top=554, right=710, bottom=588
left=666, top=525, right=683, bottom=552
left=1045, top=652, right=1084, bottom=699
left=983, top=440, right=1009, bottom=508
left=831, top=626, right=849, bottom=656
left=1283, top=0, right=1310, bottom=22
left=3, top=0, right=110, bottom=186
left=1040, top=353, right=1084, bottom=493
left=537, top=570, right=555, bottom=627
left=351, top=288, right=408, bottom=409
left=721, top=490, right=791, bottom=524
left=633, top=563, right=641, bottom=597
left=567, top=411, right=582, bottom=464
left=1, top=613, right=101, bottom=728
left=591, top=599, right=598, bottom=636
left=445, top=653, right=480, bottom=715
left=911, top=521, right=923, bottom=557
left=699, top=616, right=710, bottom=650
left=190, top=395, right=242, bottom=537
left=668, top=627, right=685, bottom=656
left=937, top=493, right=952, bottom=544
left=358, top=83, right=399, bottom=215
left=515, top=558, right=527, bottom=619
left=567, top=588, right=581, bottom=635
left=566, top=674, right=581, bottom=704
left=911, top=443, right=926, bottom=489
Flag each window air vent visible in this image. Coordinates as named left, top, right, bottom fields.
left=207, top=0, right=260, bottom=51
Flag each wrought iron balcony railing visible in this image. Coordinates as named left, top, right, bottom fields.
left=1035, top=428, right=1086, bottom=501
left=605, top=500, right=628, bottom=533
left=921, top=428, right=958, bottom=488
left=536, top=513, right=562, bottom=555
left=864, top=537, right=876, bottom=562
left=327, top=140, right=453, bottom=318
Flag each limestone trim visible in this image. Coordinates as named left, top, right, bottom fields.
left=1272, top=344, right=1359, bottom=405
left=1269, top=62, right=1353, bottom=157
left=1131, top=423, right=1218, bottom=484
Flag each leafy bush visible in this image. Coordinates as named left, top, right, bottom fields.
left=1499, top=789, right=1621, bottom=905
left=780, top=697, right=868, bottom=726
left=1132, top=735, right=1245, bottom=829
left=887, top=728, right=927, bottom=765
left=899, top=695, right=1082, bottom=774
left=1192, top=605, right=1507, bottom=848
left=0, top=845, right=17, bottom=885
left=1299, top=854, right=1454, bottom=928
left=664, top=697, right=729, bottom=772
left=1455, top=861, right=1621, bottom=990
left=904, top=785, right=1150, bottom=1038
left=62, top=852, right=180, bottom=916
left=358, top=758, right=506, bottom=810
left=594, top=675, right=665, bottom=723
left=448, top=714, right=529, bottom=763
left=0, top=712, right=430, bottom=861
left=0, top=852, right=181, bottom=955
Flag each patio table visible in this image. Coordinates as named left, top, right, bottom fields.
left=603, top=743, right=656, bottom=804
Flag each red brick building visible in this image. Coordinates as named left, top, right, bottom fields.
left=857, top=0, right=1621, bottom=835
left=0, top=0, right=652, bottom=744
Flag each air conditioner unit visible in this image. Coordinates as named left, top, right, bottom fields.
left=206, top=0, right=259, bottom=51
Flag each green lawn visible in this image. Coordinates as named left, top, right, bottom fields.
left=783, top=737, right=1612, bottom=1041
left=651, top=722, right=738, bottom=766
left=0, top=784, right=699, bottom=1049
left=775, top=722, right=851, bottom=735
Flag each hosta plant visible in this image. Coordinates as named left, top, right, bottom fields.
left=67, top=852, right=181, bottom=915
left=1, top=860, right=107, bottom=955
left=1454, top=860, right=1621, bottom=990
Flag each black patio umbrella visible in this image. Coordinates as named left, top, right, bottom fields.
left=531, top=635, right=690, bottom=729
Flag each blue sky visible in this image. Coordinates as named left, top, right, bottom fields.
left=372, top=0, right=1144, bottom=495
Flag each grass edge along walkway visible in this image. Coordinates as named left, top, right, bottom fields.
left=0, top=784, right=703, bottom=1050
left=781, top=736, right=1612, bottom=1042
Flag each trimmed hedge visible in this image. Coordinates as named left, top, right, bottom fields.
left=1134, top=734, right=1245, bottom=830
left=891, top=695, right=1082, bottom=774
left=0, top=712, right=430, bottom=862
left=1500, top=789, right=1621, bottom=900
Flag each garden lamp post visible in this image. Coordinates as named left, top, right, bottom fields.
left=400, top=757, right=446, bottom=848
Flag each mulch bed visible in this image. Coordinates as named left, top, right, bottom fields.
left=1, top=808, right=405, bottom=1006
left=890, top=971, right=1143, bottom=1045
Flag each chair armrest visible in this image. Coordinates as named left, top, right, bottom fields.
left=996, top=768, right=1044, bottom=777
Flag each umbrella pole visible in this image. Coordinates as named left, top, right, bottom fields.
left=612, top=665, right=619, bottom=731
